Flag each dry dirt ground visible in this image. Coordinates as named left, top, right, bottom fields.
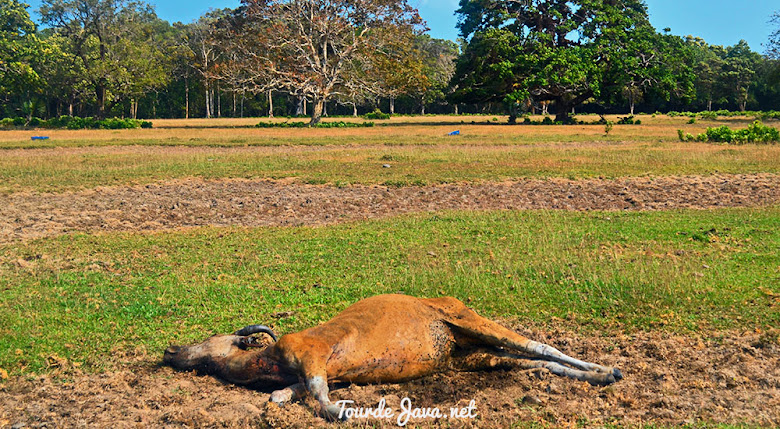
left=1, top=174, right=778, bottom=244
left=1, top=328, right=778, bottom=428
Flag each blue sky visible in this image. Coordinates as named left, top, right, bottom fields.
left=24, top=0, right=779, bottom=53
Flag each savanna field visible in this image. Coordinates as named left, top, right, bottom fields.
left=1, top=115, right=779, bottom=428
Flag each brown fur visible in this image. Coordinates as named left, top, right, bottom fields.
left=164, top=294, right=622, bottom=420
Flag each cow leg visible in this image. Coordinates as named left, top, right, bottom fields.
left=306, top=375, right=346, bottom=421
left=446, top=309, right=622, bottom=383
left=454, top=349, right=618, bottom=386
left=269, top=383, right=307, bottom=406
left=275, top=337, right=346, bottom=420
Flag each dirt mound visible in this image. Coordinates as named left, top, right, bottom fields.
left=1, top=174, right=778, bottom=244
left=2, top=329, right=778, bottom=428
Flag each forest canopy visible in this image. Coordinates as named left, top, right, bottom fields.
left=0, top=0, right=778, bottom=123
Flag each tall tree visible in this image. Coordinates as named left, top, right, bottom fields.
left=413, top=35, right=458, bottom=114
left=687, top=37, right=724, bottom=111
left=0, top=0, right=43, bottom=116
left=239, top=0, right=424, bottom=125
left=769, top=11, right=780, bottom=60
left=720, top=41, right=761, bottom=111
left=39, top=0, right=122, bottom=117
left=39, top=0, right=171, bottom=118
left=452, top=0, right=692, bottom=122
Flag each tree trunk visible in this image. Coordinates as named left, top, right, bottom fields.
left=352, top=103, right=358, bottom=117
left=454, top=104, right=459, bottom=115
left=310, top=98, right=325, bottom=126
left=216, top=83, right=222, bottom=118
left=707, top=99, right=712, bottom=112
left=185, top=77, right=190, bottom=119
left=555, top=101, right=571, bottom=123
left=303, top=98, right=307, bottom=116
left=630, top=101, right=635, bottom=116
left=268, top=90, right=273, bottom=118
left=390, top=97, right=395, bottom=115
left=241, top=92, right=245, bottom=118
left=97, top=85, right=106, bottom=118
left=205, top=80, right=211, bottom=118
left=233, top=92, right=237, bottom=117
left=296, top=96, right=304, bottom=116
left=323, top=101, right=328, bottom=117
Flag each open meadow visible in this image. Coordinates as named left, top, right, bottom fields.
left=1, top=115, right=779, bottom=428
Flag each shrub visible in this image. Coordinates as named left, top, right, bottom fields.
left=315, top=121, right=374, bottom=128
left=681, top=121, right=780, bottom=144
left=698, top=111, right=718, bottom=120
left=363, top=109, right=390, bottom=120
left=141, top=121, right=153, bottom=129
left=256, top=121, right=374, bottom=128
left=617, top=115, right=639, bottom=125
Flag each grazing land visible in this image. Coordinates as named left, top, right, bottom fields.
left=0, top=115, right=778, bottom=428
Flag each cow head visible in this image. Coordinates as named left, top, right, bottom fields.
left=163, top=325, right=291, bottom=386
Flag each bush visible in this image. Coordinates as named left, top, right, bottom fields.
left=52, top=116, right=144, bottom=130
left=141, top=121, right=153, bottom=129
left=679, top=121, right=779, bottom=144
left=315, top=121, right=374, bottom=128
left=257, top=121, right=374, bottom=128
left=363, top=109, right=391, bottom=120
left=617, top=115, right=640, bottom=125
left=12, top=117, right=25, bottom=126
left=698, top=111, right=718, bottom=120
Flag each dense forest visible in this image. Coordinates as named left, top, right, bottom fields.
left=1, top=0, right=779, bottom=124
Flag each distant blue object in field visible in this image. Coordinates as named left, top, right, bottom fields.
left=31, top=136, right=49, bottom=140
left=448, top=130, right=460, bottom=136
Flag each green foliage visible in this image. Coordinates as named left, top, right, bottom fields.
left=617, top=116, right=641, bottom=125
left=0, top=0, right=44, bottom=107
left=678, top=121, right=780, bottom=144
left=65, top=117, right=146, bottom=130
left=363, top=109, right=391, bottom=120
left=698, top=111, right=718, bottom=120
left=257, top=121, right=374, bottom=129
left=688, top=118, right=697, bottom=124
left=604, top=121, right=614, bottom=136
left=452, top=0, right=694, bottom=122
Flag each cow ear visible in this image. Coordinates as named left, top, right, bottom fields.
left=240, top=336, right=268, bottom=349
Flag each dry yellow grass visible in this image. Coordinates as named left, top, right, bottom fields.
left=0, top=114, right=768, bottom=147
left=1, top=114, right=777, bottom=193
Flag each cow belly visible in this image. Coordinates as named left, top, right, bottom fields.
left=327, top=320, right=456, bottom=383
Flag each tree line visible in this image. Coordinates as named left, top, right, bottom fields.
left=1, top=0, right=779, bottom=125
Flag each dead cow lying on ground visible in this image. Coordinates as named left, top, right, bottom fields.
left=163, top=294, right=623, bottom=420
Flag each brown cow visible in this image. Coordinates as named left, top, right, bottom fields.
left=163, top=294, right=622, bottom=421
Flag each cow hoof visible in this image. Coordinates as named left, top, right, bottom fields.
left=322, top=404, right=348, bottom=422
left=269, top=390, right=291, bottom=406
left=612, top=368, right=623, bottom=381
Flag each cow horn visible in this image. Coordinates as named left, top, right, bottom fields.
left=234, top=325, right=278, bottom=341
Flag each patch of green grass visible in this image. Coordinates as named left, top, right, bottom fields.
left=0, top=207, right=778, bottom=374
